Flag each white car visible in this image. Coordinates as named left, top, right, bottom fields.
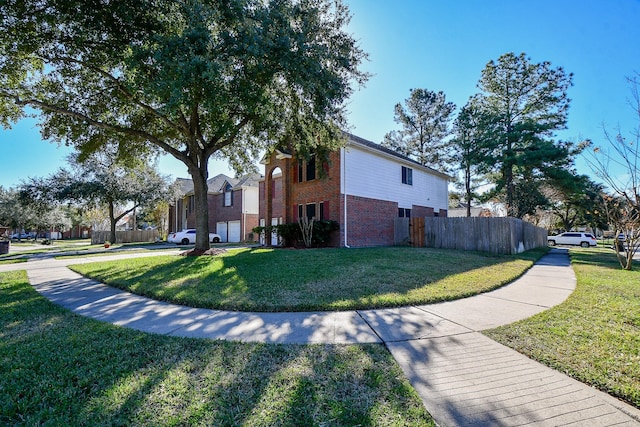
left=547, top=232, right=597, bottom=248
left=168, top=229, right=221, bottom=245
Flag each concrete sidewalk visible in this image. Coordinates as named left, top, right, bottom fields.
left=2, top=248, right=639, bottom=426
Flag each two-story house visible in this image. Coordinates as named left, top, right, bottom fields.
left=169, top=173, right=260, bottom=243
left=259, top=133, right=449, bottom=247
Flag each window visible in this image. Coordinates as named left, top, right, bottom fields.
left=298, top=204, right=304, bottom=219
left=306, top=203, right=316, bottom=220
left=223, top=183, right=233, bottom=207
left=306, top=156, right=316, bottom=181
left=298, top=156, right=317, bottom=182
left=319, top=202, right=325, bottom=220
left=398, top=208, right=411, bottom=218
left=188, top=195, right=195, bottom=212
left=401, top=166, right=413, bottom=185
left=298, top=160, right=304, bottom=183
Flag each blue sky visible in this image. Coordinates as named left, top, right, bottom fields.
left=1, top=0, right=639, bottom=188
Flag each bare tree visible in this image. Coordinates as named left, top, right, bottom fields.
left=581, top=74, right=640, bottom=270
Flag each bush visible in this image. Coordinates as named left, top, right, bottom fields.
left=253, top=220, right=339, bottom=247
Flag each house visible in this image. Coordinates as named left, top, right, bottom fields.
left=448, top=202, right=493, bottom=218
left=259, top=133, right=449, bottom=247
left=168, top=173, right=260, bottom=243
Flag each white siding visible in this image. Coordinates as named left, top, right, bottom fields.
left=341, top=145, right=448, bottom=211
left=242, top=187, right=259, bottom=214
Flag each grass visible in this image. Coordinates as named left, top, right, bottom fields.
left=0, top=270, right=434, bottom=426
left=69, top=246, right=547, bottom=312
left=485, top=247, right=640, bottom=408
left=0, top=258, right=27, bottom=265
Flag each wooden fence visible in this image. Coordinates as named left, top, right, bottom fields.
left=91, top=230, right=160, bottom=245
left=394, top=217, right=547, bottom=254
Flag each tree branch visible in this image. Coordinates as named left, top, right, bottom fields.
left=49, top=55, right=189, bottom=135
left=5, top=91, right=186, bottom=162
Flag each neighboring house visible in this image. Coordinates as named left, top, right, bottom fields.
left=168, top=173, right=260, bottom=243
left=448, top=202, right=492, bottom=218
left=259, top=133, right=450, bottom=247
left=62, top=225, right=91, bottom=239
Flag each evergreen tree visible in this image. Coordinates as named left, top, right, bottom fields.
left=476, top=52, right=574, bottom=217
left=382, top=88, right=455, bottom=172
left=451, top=97, right=493, bottom=216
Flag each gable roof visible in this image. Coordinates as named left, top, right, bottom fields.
left=207, top=174, right=237, bottom=194
left=174, top=173, right=261, bottom=197
left=173, top=178, right=194, bottom=196
left=233, top=172, right=262, bottom=189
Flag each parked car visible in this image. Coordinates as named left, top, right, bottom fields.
left=547, top=232, right=597, bottom=248
left=10, top=232, right=31, bottom=240
left=167, top=229, right=221, bottom=245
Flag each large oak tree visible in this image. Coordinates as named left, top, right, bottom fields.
left=0, top=0, right=368, bottom=251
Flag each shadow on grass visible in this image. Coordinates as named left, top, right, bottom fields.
left=569, top=247, right=632, bottom=270
left=0, top=271, right=433, bottom=426
left=70, top=247, right=546, bottom=312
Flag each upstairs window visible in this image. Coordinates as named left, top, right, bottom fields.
left=306, top=156, right=316, bottom=181
left=401, top=166, right=413, bottom=185
left=298, top=156, right=317, bottom=182
left=223, top=183, right=233, bottom=207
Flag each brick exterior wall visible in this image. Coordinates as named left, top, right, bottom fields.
left=340, top=195, right=398, bottom=247
left=261, top=148, right=446, bottom=248
left=289, top=151, right=341, bottom=224
left=168, top=198, right=190, bottom=232
left=412, top=205, right=434, bottom=218
left=170, top=189, right=258, bottom=241
left=259, top=175, right=284, bottom=220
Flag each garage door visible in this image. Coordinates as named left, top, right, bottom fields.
left=228, top=220, right=241, bottom=243
left=216, top=222, right=228, bottom=243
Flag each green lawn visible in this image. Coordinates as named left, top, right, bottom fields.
left=0, top=258, right=27, bottom=265
left=0, top=270, right=434, bottom=426
left=70, top=246, right=547, bottom=312
left=485, top=248, right=640, bottom=408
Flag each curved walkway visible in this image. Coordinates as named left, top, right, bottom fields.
left=2, top=248, right=639, bottom=426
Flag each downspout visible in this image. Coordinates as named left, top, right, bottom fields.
left=242, top=187, right=246, bottom=242
left=342, top=147, right=350, bottom=248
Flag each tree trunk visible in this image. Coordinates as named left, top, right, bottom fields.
left=190, top=166, right=211, bottom=252
left=108, top=201, right=117, bottom=244
left=465, top=165, right=472, bottom=217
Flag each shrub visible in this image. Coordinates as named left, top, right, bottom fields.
left=253, top=220, right=339, bottom=247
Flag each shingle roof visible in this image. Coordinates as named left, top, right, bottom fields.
left=233, top=172, right=262, bottom=189
left=174, top=172, right=261, bottom=196
left=207, top=174, right=237, bottom=193
left=173, top=178, right=194, bottom=196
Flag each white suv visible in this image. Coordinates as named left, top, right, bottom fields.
left=547, top=232, right=597, bottom=248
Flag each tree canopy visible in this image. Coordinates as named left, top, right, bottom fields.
left=21, top=152, right=172, bottom=244
left=382, top=88, right=456, bottom=172
left=475, top=52, right=575, bottom=218
left=0, top=0, right=368, bottom=251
